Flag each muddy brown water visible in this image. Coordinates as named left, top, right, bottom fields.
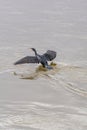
left=0, top=0, right=87, bottom=130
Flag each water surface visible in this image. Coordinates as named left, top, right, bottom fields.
left=0, top=0, right=87, bottom=130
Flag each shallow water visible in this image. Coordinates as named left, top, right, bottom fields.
left=0, top=0, right=87, bottom=130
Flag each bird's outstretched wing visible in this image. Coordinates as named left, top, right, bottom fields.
left=14, top=56, right=39, bottom=65
left=43, top=50, right=56, bottom=61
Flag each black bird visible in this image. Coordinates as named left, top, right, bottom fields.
left=14, top=48, right=57, bottom=69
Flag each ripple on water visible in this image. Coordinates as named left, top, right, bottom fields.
left=13, top=62, right=87, bottom=97
left=0, top=101, right=87, bottom=130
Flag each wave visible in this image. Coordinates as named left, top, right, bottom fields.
left=0, top=101, right=87, bottom=130
left=13, top=62, right=87, bottom=97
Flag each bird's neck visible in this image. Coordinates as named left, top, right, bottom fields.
left=34, top=49, right=37, bottom=56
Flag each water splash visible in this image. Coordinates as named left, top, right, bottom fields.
left=14, top=62, right=59, bottom=80
left=13, top=62, right=87, bottom=98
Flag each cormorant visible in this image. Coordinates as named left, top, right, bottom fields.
left=14, top=48, right=57, bottom=69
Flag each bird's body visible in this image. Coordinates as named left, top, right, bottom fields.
left=14, top=48, right=56, bottom=69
